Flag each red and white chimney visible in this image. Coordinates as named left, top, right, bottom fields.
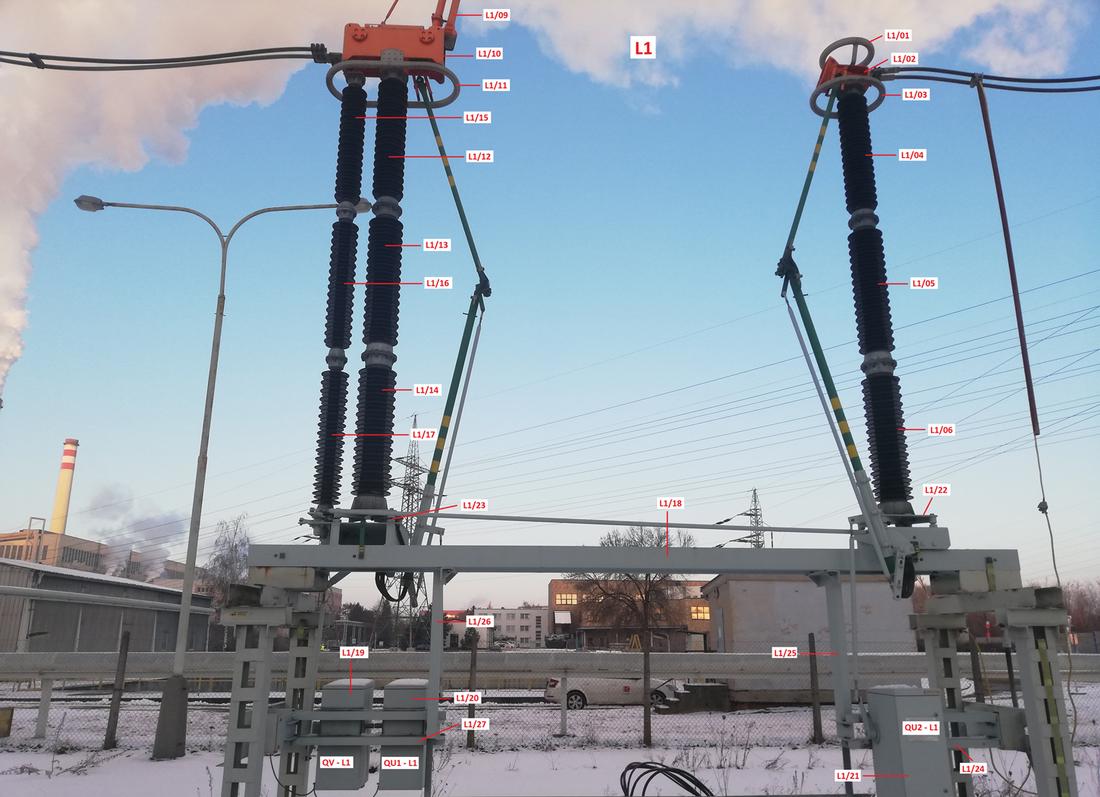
left=48, top=438, right=79, bottom=533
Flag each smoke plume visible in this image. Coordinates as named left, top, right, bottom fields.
left=84, top=484, right=187, bottom=576
left=0, top=1, right=1085, bottom=398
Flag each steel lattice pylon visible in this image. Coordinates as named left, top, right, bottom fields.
left=395, top=420, right=429, bottom=643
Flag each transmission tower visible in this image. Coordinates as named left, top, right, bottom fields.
left=394, top=416, right=428, bottom=645
left=745, top=488, right=767, bottom=549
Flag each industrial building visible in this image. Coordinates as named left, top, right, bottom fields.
left=0, top=527, right=107, bottom=572
left=0, top=557, right=211, bottom=653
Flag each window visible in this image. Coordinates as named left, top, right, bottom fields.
left=520, top=625, right=529, bottom=632
left=690, top=605, right=710, bottom=621
left=520, top=613, right=529, bottom=619
left=507, top=613, right=515, bottom=620
left=535, top=616, right=542, bottom=624
left=555, top=593, right=577, bottom=605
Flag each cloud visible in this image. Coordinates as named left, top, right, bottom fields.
left=0, top=1, right=1087, bottom=399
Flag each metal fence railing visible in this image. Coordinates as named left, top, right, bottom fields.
left=1, top=648, right=1097, bottom=755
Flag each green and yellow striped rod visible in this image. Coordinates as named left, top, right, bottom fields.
left=776, top=91, right=866, bottom=477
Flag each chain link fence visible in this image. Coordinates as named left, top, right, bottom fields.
left=1, top=647, right=1096, bottom=757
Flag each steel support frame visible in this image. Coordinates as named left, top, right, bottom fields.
left=1005, top=613, right=1077, bottom=797
left=231, top=535, right=1083, bottom=797
left=915, top=611, right=973, bottom=797
left=221, top=624, right=275, bottom=797
left=276, top=613, right=323, bottom=797
left=249, top=541, right=1016, bottom=578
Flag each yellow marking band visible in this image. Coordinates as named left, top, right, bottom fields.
left=847, top=444, right=859, bottom=459
left=831, top=396, right=841, bottom=410
left=839, top=420, right=850, bottom=434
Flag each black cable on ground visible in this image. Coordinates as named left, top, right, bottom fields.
left=620, top=761, right=714, bottom=796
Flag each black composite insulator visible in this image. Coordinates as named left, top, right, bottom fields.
left=862, top=374, right=912, bottom=503
left=352, top=365, right=397, bottom=497
left=312, top=83, right=367, bottom=508
left=847, top=227, right=894, bottom=355
left=324, top=221, right=358, bottom=349
left=353, top=75, right=410, bottom=502
left=837, top=91, right=878, bottom=214
left=836, top=87, right=913, bottom=510
left=313, top=369, right=348, bottom=507
left=362, top=215, right=404, bottom=346
left=335, top=84, right=367, bottom=204
left=372, top=77, right=408, bottom=201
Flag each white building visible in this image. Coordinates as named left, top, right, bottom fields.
left=469, top=604, right=551, bottom=648
left=702, top=574, right=918, bottom=653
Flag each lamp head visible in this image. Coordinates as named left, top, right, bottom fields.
left=74, top=195, right=106, bottom=212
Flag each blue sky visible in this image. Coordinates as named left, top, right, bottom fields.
left=2, top=9, right=1099, bottom=610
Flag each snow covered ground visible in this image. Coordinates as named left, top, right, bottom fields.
left=2, top=744, right=1099, bottom=796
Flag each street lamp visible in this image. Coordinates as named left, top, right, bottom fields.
left=74, top=194, right=370, bottom=758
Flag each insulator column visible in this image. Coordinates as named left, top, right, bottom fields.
left=312, top=81, right=367, bottom=510
left=353, top=74, right=409, bottom=509
left=836, top=89, right=914, bottom=516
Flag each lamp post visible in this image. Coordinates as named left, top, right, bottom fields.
left=74, top=195, right=370, bottom=758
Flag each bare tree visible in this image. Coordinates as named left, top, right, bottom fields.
left=201, top=514, right=250, bottom=649
left=1064, top=580, right=1100, bottom=632
left=569, top=525, right=695, bottom=747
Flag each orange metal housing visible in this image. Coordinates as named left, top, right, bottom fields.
left=816, top=56, right=871, bottom=92
left=342, top=0, right=459, bottom=82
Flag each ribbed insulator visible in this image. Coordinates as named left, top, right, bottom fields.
left=335, top=84, right=367, bottom=204
left=313, top=369, right=348, bottom=506
left=371, top=77, right=408, bottom=201
left=325, top=221, right=358, bottom=349
left=837, top=91, right=877, bottom=214
left=847, top=227, right=894, bottom=355
left=362, top=215, right=404, bottom=347
left=352, top=365, right=396, bottom=498
left=862, top=375, right=913, bottom=503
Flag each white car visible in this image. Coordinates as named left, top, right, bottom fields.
left=544, top=676, right=682, bottom=709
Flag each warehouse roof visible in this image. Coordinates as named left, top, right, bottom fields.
left=0, top=557, right=202, bottom=597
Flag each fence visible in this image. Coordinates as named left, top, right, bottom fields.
left=1, top=645, right=1097, bottom=755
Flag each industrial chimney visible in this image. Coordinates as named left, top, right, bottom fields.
left=48, top=438, right=79, bottom=533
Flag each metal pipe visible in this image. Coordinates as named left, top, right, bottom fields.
left=426, top=310, right=484, bottom=540
left=397, top=512, right=855, bottom=536
left=974, top=79, right=1040, bottom=436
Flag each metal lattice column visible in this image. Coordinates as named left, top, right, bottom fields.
left=277, top=616, right=323, bottom=797
left=221, top=624, right=275, bottom=797
left=916, top=612, right=973, bottom=797
left=1005, top=618, right=1078, bottom=797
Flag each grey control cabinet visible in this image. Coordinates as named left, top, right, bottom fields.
left=380, top=678, right=440, bottom=791
left=867, top=687, right=953, bottom=796
left=315, top=678, right=374, bottom=791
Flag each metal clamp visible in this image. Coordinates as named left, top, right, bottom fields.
left=326, top=59, right=461, bottom=107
